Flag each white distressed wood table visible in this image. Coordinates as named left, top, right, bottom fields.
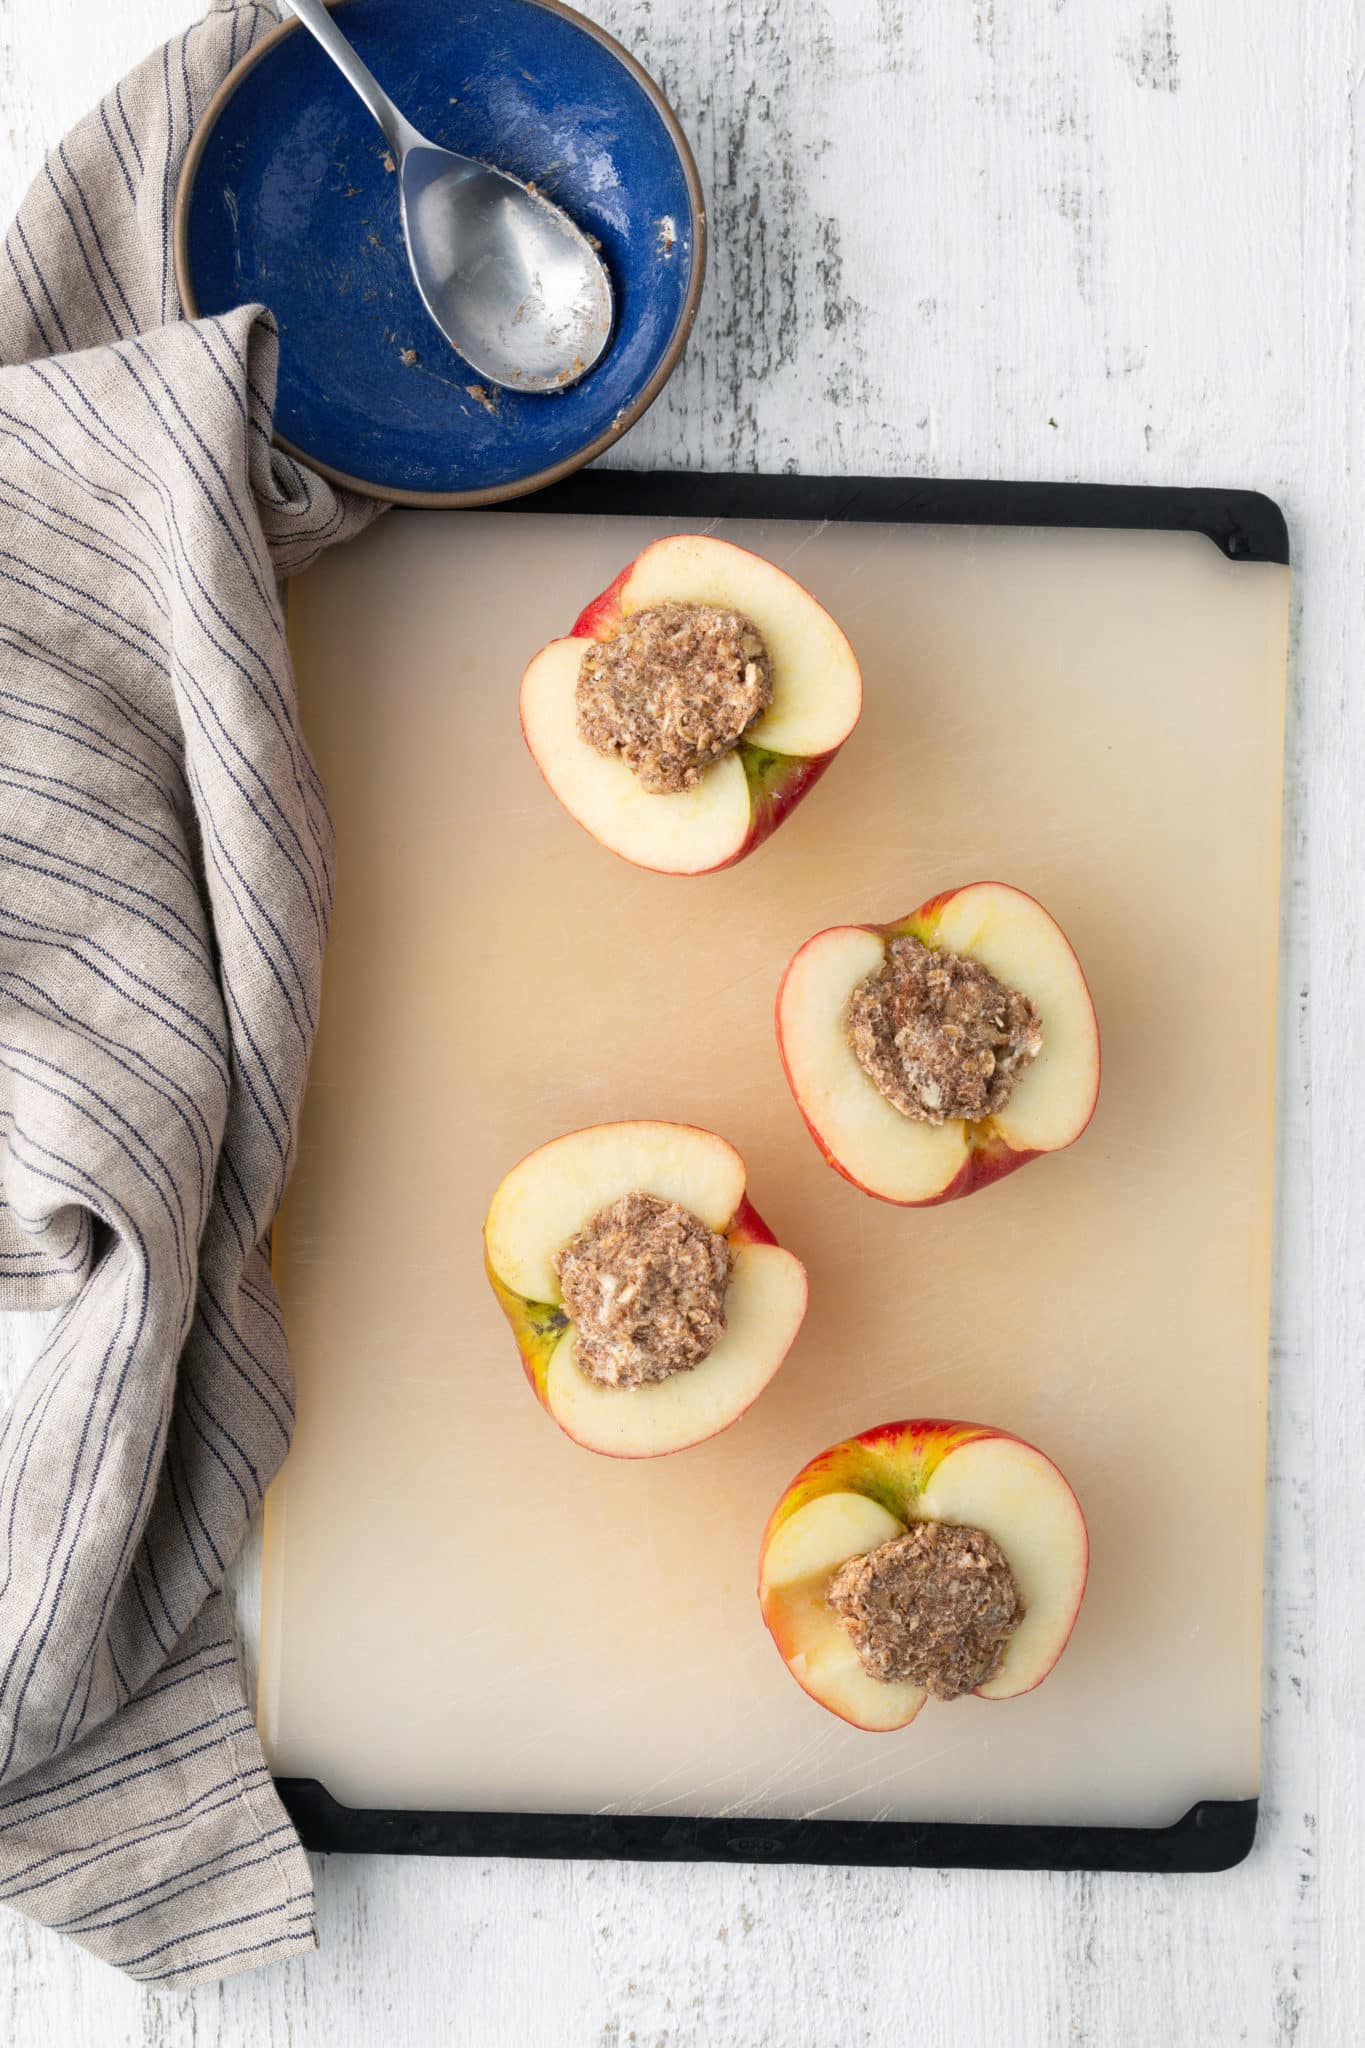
left=1, top=3, right=1359, bottom=2042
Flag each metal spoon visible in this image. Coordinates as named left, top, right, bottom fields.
left=284, top=0, right=613, bottom=390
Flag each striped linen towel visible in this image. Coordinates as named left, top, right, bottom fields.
left=0, top=1, right=381, bottom=1983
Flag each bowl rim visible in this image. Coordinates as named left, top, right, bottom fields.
left=172, top=0, right=706, bottom=508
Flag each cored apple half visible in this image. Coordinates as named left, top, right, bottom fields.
left=759, top=1420, right=1089, bottom=1731
left=484, top=1121, right=808, bottom=1457
left=776, top=882, right=1100, bottom=1205
left=519, top=534, right=862, bottom=874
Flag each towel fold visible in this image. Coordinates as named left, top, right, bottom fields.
left=0, top=0, right=379, bottom=1983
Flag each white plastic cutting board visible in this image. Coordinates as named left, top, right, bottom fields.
left=263, top=506, right=1288, bottom=1829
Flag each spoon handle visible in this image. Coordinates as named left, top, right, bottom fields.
left=283, top=0, right=420, bottom=156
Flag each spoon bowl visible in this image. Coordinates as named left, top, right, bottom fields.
left=286, top=0, right=613, bottom=390
left=399, top=146, right=612, bottom=389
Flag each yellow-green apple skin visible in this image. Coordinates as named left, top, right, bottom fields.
left=775, top=881, right=1101, bottom=1207
left=758, top=1419, right=1090, bottom=1731
left=484, top=1123, right=808, bottom=1458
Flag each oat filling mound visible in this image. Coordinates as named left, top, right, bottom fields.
left=553, top=1191, right=735, bottom=1390
left=826, top=1521, right=1024, bottom=1698
left=847, top=935, right=1043, bottom=1126
left=576, top=601, right=773, bottom=795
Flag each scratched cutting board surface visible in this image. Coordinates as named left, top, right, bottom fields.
left=263, top=501, right=1288, bottom=1829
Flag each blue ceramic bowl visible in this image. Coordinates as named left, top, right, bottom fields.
left=174, top=0, right=704, bottom=503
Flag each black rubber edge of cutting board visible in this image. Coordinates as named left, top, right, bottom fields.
left=275, top=1779, right=1257, bottom=1873
left=497, top=468, right=1290, bottom=565
left=274, top=469, right=1281, bottom=1873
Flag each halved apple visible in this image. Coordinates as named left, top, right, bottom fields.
left=759, top=1420, right=1089, bottom=1731
left=484, top=1121, right=808, bottom=1457
left=519, top=534, right=862, bottom=874
left=776, top=881, right=1100, bottom=1205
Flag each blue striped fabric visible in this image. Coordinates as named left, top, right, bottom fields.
left=0, top=1, right=380, bottom=1983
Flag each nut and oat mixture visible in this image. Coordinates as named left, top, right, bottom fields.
left=847, top=935, right=1043, bottom=1126
left=553, top=1191, right=734, bottom=1390
left=576, top=602, right=772, bottom=794
left=826, top=1521, right=1024, bottom=1698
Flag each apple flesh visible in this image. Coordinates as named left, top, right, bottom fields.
left=484, top=1121, right=808, bottom=1457
left=776, top=881, right=1100, bottom=1205
left=519, top=534, right=862, bottom=874
left=759, top=1420, right=1089, bottom=1731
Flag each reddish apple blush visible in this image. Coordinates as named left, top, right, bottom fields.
left=777, top=882, right=1100, bottom=1206
left=758, top=1419, right=1089, bottom=1731
left=519, top=533, right=862, bottom=874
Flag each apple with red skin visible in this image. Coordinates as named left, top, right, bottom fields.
left=759, top=1419, right=1089, bottom=1731
left=484, top=1121, right=808, bottom=1457
left=519, top=534, right=862, bottom=875
left=776, top=881, right=1100, bottom=1206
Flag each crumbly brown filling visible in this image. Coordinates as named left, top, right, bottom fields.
left=553, top=1191, right=734, bottom=1390
left=826, top=1520, right=1023, bottom=1698
left=847, top=936, right=1043, bottom=1126
left=576, top=601, right=772, bottom=794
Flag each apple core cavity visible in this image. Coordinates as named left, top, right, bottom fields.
left=826, top=1520, right=1024, bottom=1698
left=553, top=1191, right=735, bottom=1389
left=575, top=601, right=772, bottom=794
left=846, top=935, right=1043, bottom=1126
